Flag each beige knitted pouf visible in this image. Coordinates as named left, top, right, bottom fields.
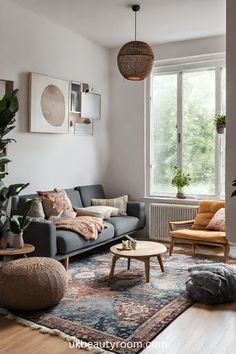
left=0, top=257, right=68, bottom=311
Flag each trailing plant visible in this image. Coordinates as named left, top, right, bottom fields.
left=214, top=114, right=226, bottom=125
left=171, top=167, right=191, bottom=194
left=0, top=90, right=30, bottom=236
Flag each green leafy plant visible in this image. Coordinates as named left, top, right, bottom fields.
left=10, top=199, right=35, bottom=234
left=214, top=114, right=226, bottom=125
left=0, top=90, right=30, bottom=236
left=232, top=179, right=236, bottom=198
left=171, top=167, right=191, bottom=194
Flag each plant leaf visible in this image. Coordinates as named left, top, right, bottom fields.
left=0, top=187, right=9, bottom=202
left=0, top=138, right=16, bottom=150
left=10, top=217, right=21, bottom=234
left=9, top=90, right=19, bottom=113
left=0, top=125, right=15, bottom=137
left=0, top=172, right=8, bottom=180
left=6, top=183, right=29, bottom=198
left=21, top=198, right=36, bottom=228
left=0, top=157, right=11, bottom=165
left=231, top=190, right=236, bottom=198
left=0, top=109, right=15, bottom=128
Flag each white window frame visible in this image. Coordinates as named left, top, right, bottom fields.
left=145, top=53, right=226, bottom=200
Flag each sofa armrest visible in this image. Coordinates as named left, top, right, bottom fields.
left=127, top=202, right=146, bottom=228
left=169, top=220, right=195, bottom=231
left=23, top=221, right=57, bottom=258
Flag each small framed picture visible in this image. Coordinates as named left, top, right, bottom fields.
left=81, top=92, right=101, bottom=120
left=74, top=118, right=94, bottom=136
left=70, top=81, right=81, bottom=113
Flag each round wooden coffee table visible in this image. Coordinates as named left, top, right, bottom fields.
left=0, top=244, right=35, bottom=263
left=109, top=241, right=167, bottom=282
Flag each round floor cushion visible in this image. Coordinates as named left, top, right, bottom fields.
left=0, top=257, right=68, bottom=311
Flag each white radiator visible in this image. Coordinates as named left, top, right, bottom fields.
left=149, top=203, right=199, bottom=241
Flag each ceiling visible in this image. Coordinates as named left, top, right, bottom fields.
left=11, top=0, right=226, bottom=48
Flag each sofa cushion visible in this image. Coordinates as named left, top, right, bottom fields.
left=191, top=200, right=225, bottom=230
left=38, top=191, right=73, bottom=218
left=16, top=189, right=83, bottom=216
left=91, top=195, right=128, bottom=215
left=76, top=185, right=105, bottom=207
left=56, top=222, right=114, bottom=254
left=207, top=208, right=225, bottom=231
left=64, top=188, right=83, bottom=208
left=75, top=206, right=119, bottom=219
left=170, top=229, right=227, bottom=244
left=106, top=216, right=141, bottom=236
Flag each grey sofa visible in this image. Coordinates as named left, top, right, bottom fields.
left=15, top=185, right=146, bottom=268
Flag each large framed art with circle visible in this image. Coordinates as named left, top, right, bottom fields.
left=29, top=73, right=69, bottom=134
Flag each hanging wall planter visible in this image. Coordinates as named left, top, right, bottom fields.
left=214, top=114, right=226, bottom=134
left=216, top=123, right=226, bottom=134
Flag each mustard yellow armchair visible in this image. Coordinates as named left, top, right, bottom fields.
left=169, top=200, right=228, bottom=262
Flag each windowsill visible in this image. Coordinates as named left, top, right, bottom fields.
left=142, top=196, right=200, bottom=206
left=143, top=194, right=225, bottom=205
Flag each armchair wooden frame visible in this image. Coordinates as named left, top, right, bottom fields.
left=169, top=220, right=229, bottom=262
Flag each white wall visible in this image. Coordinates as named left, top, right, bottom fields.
left=107, top=35, right=226, bottom=200
left=0, top=0, right=110, bottom=193
left=226, top=0, right=236, bottom=249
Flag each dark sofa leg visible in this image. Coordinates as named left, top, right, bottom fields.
left=62, top=257, right=69, bottom=271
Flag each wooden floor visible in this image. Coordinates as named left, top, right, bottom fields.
left=0, top=243, right=235, bottom=354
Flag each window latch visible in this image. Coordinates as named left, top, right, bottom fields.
left=178, top=133, right=181, bottom=144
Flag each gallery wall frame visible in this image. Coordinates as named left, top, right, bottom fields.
left=81, top=92, right=101, bottom=120
left=29, top=72, right=69, bottom=134
left=70, top=81, right=81, bottom=114
left=0, top=80, right=13, bottom=98
left=74, top=117, right=94, bottom=136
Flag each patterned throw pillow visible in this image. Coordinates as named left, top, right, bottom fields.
left=37, top=191, right=66, bottom=218
left=206, top=208, right=225, bottom=232
left=91, top=195, right=128, bottom=215
left=75, top=206, right=120, bottom=219
left=55, top=189, right=77, bottom=218
left=38, top=190, right=76, bottom=219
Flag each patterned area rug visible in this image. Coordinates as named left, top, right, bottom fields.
left=12, top=252, right=216, bottom=353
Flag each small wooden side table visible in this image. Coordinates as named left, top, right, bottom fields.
left=0, top=244, right=35, bottom=263
left=109, top=241, right=167, bottom=283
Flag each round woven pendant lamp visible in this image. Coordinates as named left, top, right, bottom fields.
left=117, top=5, right=154, bottom=81
left=117, top=41, right=154, bottom=81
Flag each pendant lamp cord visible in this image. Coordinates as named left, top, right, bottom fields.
left=135, top=10, right=137, bottom=41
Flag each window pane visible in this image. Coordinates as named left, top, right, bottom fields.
left=221, top=67, right=226, bottom=114
left=183, top=70, right=215, bottom=195
left=220, top=67, right=226, bottom=197
left=151, top=74, right=177, bottom=194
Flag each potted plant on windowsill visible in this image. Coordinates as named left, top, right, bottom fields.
left=171, top=167, right=191, bottom=199
left=214, top=114, right=226, bottom=134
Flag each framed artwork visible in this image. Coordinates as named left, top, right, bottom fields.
left=74, top=118, right=94, bottom=136
left=81, top=92, right=101, bottom=120
left=70, top=81, right=81, bottom=113
left=0, top=80, right=13, bottom=98
left=29, top=73, right=69, bottom=134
